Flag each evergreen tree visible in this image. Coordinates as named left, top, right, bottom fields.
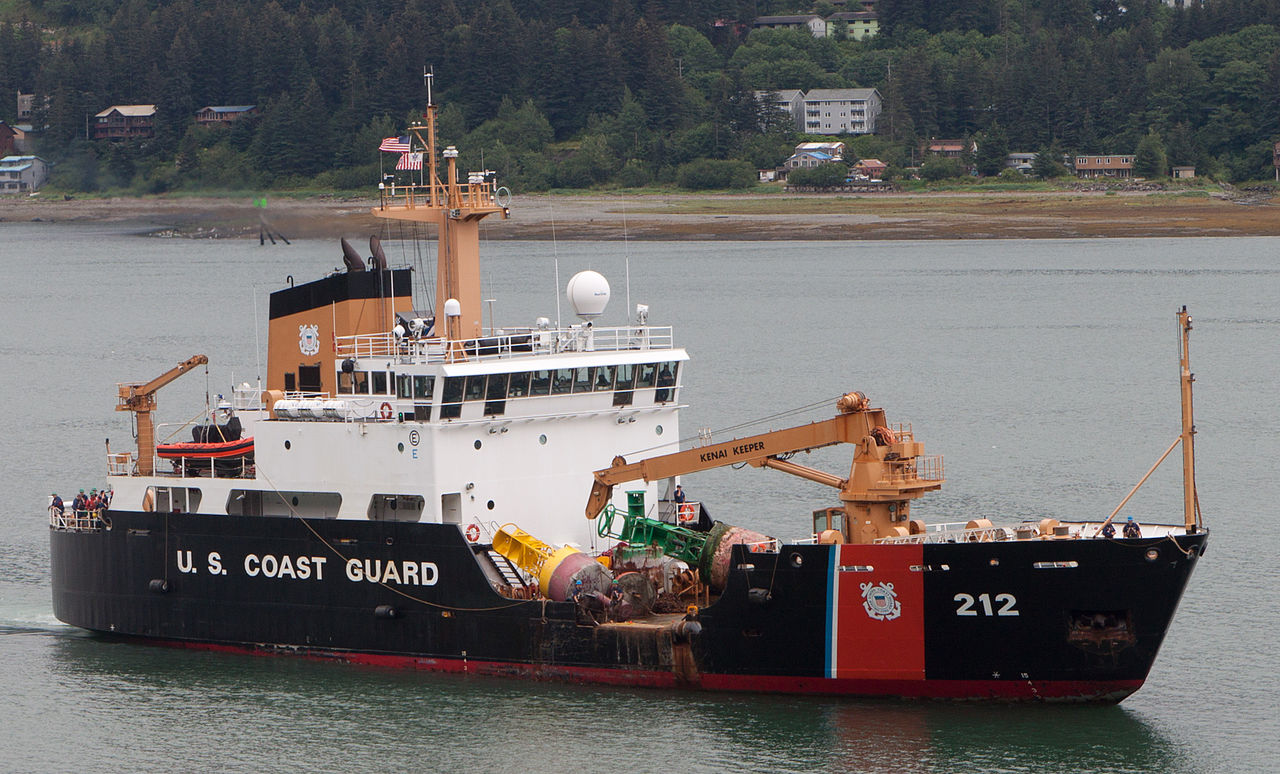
left=974, top=122, right=1009, bottom=176
left=1032, top=144, right=1070, bottom=179
left=1133, top=130, right=1169, bottom=177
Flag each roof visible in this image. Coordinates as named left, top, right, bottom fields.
left=199, top=105, right=256, bottom=114
left=828, top=12, right=878, bottom=21
left=755, top=15, right=822, bottom=24
left=856, top=158, right=887, bottom=167
left=755, top=89, right=804, bottom=102
left=804, top=88, right=879, bottom=101
left=0, top=155, right=43, bottom=164
left=95, top=104, right=156, bottom=118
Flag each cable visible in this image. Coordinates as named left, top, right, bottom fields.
left=255, top=465, right=536, bottom=612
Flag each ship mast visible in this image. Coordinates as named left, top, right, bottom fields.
left=1178, top=306, right=1200, bottom=534
left=372, top=80, right=509, bottom=346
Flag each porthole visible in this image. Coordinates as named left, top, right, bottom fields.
left=487, top=500, right=495, bottom=510
left=538, top=434, right=547, bottom=445
left=655, top=425, right=664, bottom=436
left=474, top=440, right=482, bottom=450
left=291, top=496, right=299, bottom=506
left=284, top=440, right=292, bottom=450
left=397, top=442, right=405, bottom=452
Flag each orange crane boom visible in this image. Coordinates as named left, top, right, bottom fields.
left=116, top=354, right=209, bottom=476
left=587, top=392, right=945, bottom=544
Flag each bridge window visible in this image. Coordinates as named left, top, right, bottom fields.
left=595, top=365, right=616, bottom=392
left=413, top=375, right=434, bottom=399
left=440, top=377, right=464, bottom=419
left=372, top=371, right=389, bottom=395
left=656, top=362, right=677, bottom=403
left=613, top=363, right=635, bottom=406
left=397, top=374, right=412, bottom=399
left=508, top=372, right=530, bottom=398
left=552, top=369, right=573, bottom=395
left=530, top=370, right=552, bottom=396
left=464, top=375, right=486, bottom=402
left=636, top=363, right=657, bottom=389
left=485, top=373, right=509, bottom=416
left=572, top=367, right=594, bottom=393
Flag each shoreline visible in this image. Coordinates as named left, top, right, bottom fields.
left=4, top=190, right=1279, bottom=240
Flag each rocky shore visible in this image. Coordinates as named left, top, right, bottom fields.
left=4, top=189, right=1279, bottom=241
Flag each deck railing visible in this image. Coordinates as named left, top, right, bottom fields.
left=49, top=507, right=108, bottom=532
left=336, top=325, right=675, bottom=364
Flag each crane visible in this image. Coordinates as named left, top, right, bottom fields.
left=587, top=392, right=945, bottom=544
left=116, top=354, right=209, bottom=475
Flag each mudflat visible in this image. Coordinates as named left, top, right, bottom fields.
left=5, top=190, right=1278, bottom=240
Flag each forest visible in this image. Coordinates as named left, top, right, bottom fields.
left=1, top=0, right=1279, bottom=192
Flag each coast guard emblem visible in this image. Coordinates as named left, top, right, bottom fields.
left=299, top=324, right=321, bottom=356
left=861, top=582, right=901, bottom=621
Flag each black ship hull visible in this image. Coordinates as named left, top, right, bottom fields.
left=50, top=511, right=1206, bottom=701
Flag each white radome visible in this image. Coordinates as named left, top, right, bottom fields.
left=567, top=270, right=610, bottom=320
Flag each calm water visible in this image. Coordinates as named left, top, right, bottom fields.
left=2, top=224, right=1277, bottom=772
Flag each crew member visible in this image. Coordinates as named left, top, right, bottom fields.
left=50, top=493, right=64, bottom=516
left=1122, top=515, right=1142, bottom=539
left=1101, top=521, right=1116, bottom=539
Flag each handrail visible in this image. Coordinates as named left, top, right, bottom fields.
left=335, top=325, right=676, bottom=363
left=49, top=506, right=108, bottom=532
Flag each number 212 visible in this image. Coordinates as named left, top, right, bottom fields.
left=954, top=592, right=1020, bottom=616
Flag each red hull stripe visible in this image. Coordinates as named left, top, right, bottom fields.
left=137, top=638, right=1141, bottom=701
left=828, top=543, right=926, bottom=680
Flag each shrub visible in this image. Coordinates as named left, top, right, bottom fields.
left=676, top=159, right=756, bottom=190
left=787, top=162, right=850, bottom=188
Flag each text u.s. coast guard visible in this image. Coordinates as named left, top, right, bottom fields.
left=174, top=550, right=438, bottom=586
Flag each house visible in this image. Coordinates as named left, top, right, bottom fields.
left=754, top=89, right=805, bottom=131
left=11, top=124, right=33, bottom=153
left=195, top=105, right=257, bottom=126
left=852, top=158, right=887, bottom=179
left=826, top=11, right=879, bottom=40
left=784, top=150, right=839, bottom=170
left=795, top=141, right=846, bottom=160
left=0, top=155, right=50, bottom=193
left=17, top=92, right=35, bottom=120
left=925, top=138, right=974, bottom=158
left=753, top=15, right=828, bottom=37
left=1074, top=155, right=1133, bottom=178
left=1005, top=152, right=1037, bottom=174
left=93, top=105, right=156, bottom=140
left=1172, top=166, right=1195, bottom=179
left=0, top=122, right=15, bottom=156
left=802, top=88, right=881, bottom=135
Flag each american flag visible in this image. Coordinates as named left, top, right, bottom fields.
left=396, top=152, right=424, bottom=171
left=379, top=135, right=411, bottom=152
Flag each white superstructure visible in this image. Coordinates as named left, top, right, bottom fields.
left=106, top=307, right=687, bottom=551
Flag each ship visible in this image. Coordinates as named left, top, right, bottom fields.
left=48, top=98, right=1208, bottom=702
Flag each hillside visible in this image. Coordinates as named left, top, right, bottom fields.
left=2, top=0, right=1278, bottom=192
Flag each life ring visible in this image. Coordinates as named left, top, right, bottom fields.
left=379, top=402, right=393, bottom=420
left=464, top=523, right=481, bottom=542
